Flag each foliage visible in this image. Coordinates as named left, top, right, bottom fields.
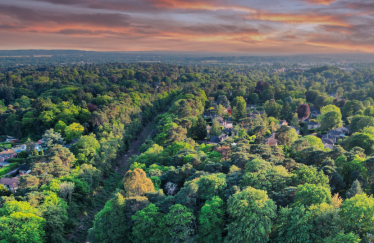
left=225, top=187, right=276, bottom=243
left=123, top=168, right=155, bottom=197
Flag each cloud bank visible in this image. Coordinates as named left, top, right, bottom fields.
left=0, top=0, right=373, bottom=53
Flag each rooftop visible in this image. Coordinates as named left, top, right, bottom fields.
left=0, top=177, right=19, bottom=188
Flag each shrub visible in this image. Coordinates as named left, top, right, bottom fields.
left=7, top=158, right=25, bottom=164
left=0, top=163, right=20, bottom=176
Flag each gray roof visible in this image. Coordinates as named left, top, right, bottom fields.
left=209, top=134, right=228, bottom=143
left=322, top=138, right=334, bottom=145
left=222, top=128, right=233, bottom=134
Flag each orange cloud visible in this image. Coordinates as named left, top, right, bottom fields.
left=302, top=0, right=337, bottom=5
left=250, top=12, right=351, bottom=27
left=150, top=0, right=256, bottom=12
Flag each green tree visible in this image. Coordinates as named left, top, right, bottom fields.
left=71, top=133, right=100, bottom=165
left=346, top=180, right=363, bottom=199
left=232, top=96, right=246, bottom=121
left=193, top=116, right=207, bottom=140
left=292, top=165, right=329, bottom=187
left=264, top=99, right=282, bottom=119
left=162, top=204, right=196, bottom=242
left=304, top=135, right=325, bottom=150
left=348, top=133, right=374, bottom=155
left=340, top=193, right=374, bottom=236
left=241, top=158, right=291, bottom=194
left=210, top=117, right=222, bottom=136
left=32, top=148, right=39, bottom=156
left=320, top=111, right=343, bottom=131
left=342, top=100, right=364, bottom=118
left=275, top=125, right=298, bottom=146
left=0, top=201, right=45, bottom=243
left=216, top=104, right=226, bottom=117
left=280, top=102, right=294, bottom=122
left=0, top=184, right=11, bottom=197
left=350, top=115, right=374, bottom=133
left=225, top=187, right=276, bottom=243
left=79, top=163, right=101, bottom=189
left=42, top=205, right=68, bottom=243
left=198, top=173, right=227, bottom=200
left=335, top=155, right=367, bottom=186
left=41, top=129, right=65, bottom=151
left=64, top=122, right=84, bottom=142
left=54, top=120, right=67, bottom=136
left=320, top=104, right=341, bottom=116
left=48, top=144, right=76, bottom=168
left=217, top=95, right=230, bottom=108
left=323, top=232, right=360, bottom=243
left=290, top=113, right=300, bottom=128
left=273, top=203, right=343, bottom=243
left=314, top=94, right=328, bottom=109
left=198, top=196, right=225, bottom=243
left=131, top=203, right=163, bottom=243
left=89, top=193, right=129, bottom=243
left=249, top=93, right=259, bottom=104
left=364, top=106, right=374, bottom=117
left=302, top=122, right=309, bottom=135
left=17, top=150, right=28, bottom=158
left=294, top=183, right=331, bottom=207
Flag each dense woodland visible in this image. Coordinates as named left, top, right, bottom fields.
left=1, top=62, right=374, bottom=242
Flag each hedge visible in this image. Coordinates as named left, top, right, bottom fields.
left=6, top=158, right=25, bottom=164
left=0, top=143, right=12, bottom=149
left=0, top=163, right=20, bottom=176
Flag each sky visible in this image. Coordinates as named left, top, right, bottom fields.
left=0, top=0, right=373, bottom=54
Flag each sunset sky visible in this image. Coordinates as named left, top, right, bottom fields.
left=0, top=0, right=373, bottom=53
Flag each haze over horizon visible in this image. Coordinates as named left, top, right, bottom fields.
left=0, top=0, right=373, bottom=54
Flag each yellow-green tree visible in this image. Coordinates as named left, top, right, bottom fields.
left=123, top=168, right=154, bottom=197
left=0, top=201, right=45, bottom=243
left=64, top=122, right=84, bottom=142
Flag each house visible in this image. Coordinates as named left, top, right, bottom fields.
left=34, top=139, right=44, bottom=151
left=307, top=121, right=321, bottom=129
left=332, top=126, right=350, bottom=135
left=18, top=164, right=31, bottom=175
left=216, top=117, right=227, bottom=127
left=264, top=133, right=278, bottom=146
left=209, top=134, right=228, bottom=145
left=225, top=122, right=233, bottom=128
left=247, top=111, right=261, bottom=119
left=0, top=149, right=17, bottom=163
left=322, top=127, right=349, bottom=143
left=279, top=120, right=288, bottom=126
left=0, top=177, right=19, bottom=192
left=5, top=136, right=19, bottom=143
left=322, top=137, right=335, bottom=150
left=247, top=104, right=257, bottom=110
left=222, top=127, right=234, bottom=135
left=13, top=144, right=26, bottom=153
left=310, top=107, right=321, bottom=117
left=227, top=108, right=232, bottom=115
